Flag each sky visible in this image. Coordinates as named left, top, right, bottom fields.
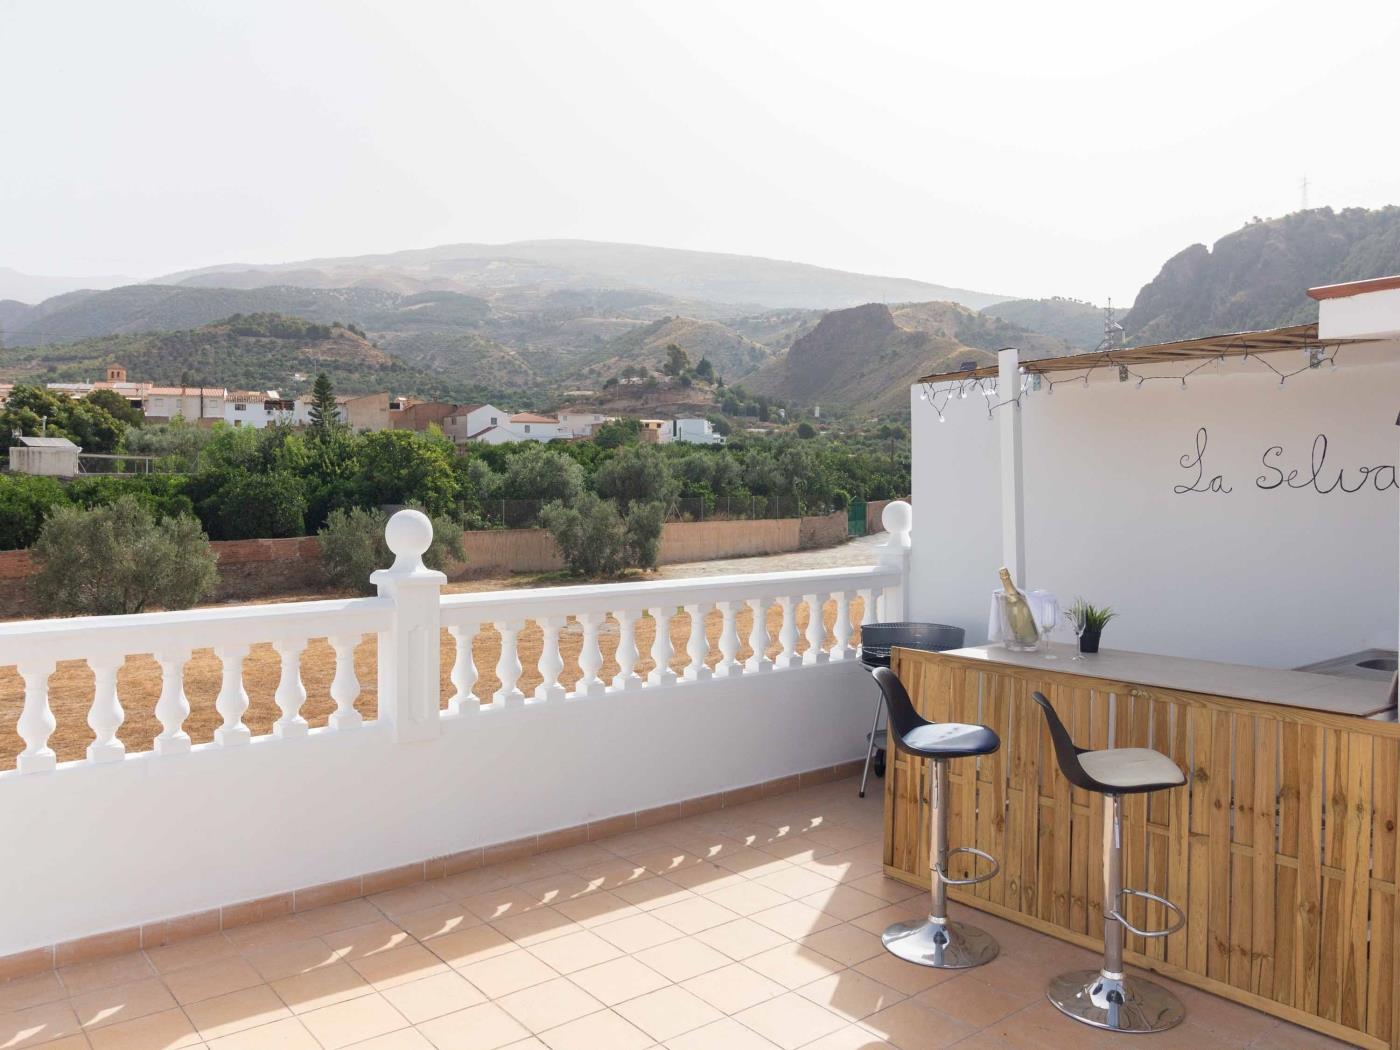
left=3, top=0, right=1399, bottom=304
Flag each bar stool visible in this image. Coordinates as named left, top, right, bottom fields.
left=872, top=666, right=1001, bottom=968
left=1030, top=690, right=1188, bottom=1033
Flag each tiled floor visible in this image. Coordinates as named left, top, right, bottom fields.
left=1, top=778, right=1350, bottom=1049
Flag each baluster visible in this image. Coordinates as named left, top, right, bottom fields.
left=777, top=595, right=801, bottom=668
left=611, top=609, right=642, bottom=690
left=329, top=635, right=363, bottom=729
left=574, top=612, right=607, bottom=698
left=87, top=653, right=126, bottom=762
left=448, top=622, right=480, bottom=714
left=154, top=648, right=192, bottom=754
left=716, top=601, right=743, bottom=677
left=647, top=606, right=677, bottom=686
left=859, top=587, right=878, bottom=631
left=16, top=659, right=57, bottom=773
left=745, top=597, right=773, bottom=674
left=683, top=603, right=713, bottom=682
left=534, top=617, right=566, bottom=702
left=273, top=639, right=309, bottom=738
left=831, top=591, right=854, bottom=660
left=214, top=644, right=251, bottom=745
left=494, top=620, right=525, bottom=704
left=803, top=592, right=830, bottom=665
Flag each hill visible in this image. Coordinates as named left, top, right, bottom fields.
left=154, top=239, right=1012, bottom=312
left=578, top=315, right=778, bottom=386
left=1123, top=206, right=1400, bottom=343
left=745, top=301, right=1066, bottom=415
left=981, top=297, right=1108, bottom=349
left=0, top=266, right=130, bottom=304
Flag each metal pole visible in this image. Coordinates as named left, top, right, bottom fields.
left=929, top=759, right=948, bottom=921
left=1103, top=794, right=1124, bottom=975
left=997, top=347, right=1026, bottom=587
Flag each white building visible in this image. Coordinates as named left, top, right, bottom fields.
left=556, top=411, right=607, bottom=439
left=665, top=417, right=725, bottom=445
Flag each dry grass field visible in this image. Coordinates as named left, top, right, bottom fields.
left=0, top=596, right=866, bottom=768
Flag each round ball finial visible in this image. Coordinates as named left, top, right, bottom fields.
left=882, top=499, right=912, bottom=538
left=385, top=509, right=433, bottom=566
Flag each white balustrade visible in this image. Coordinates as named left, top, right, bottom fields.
left=746, top=596, right=774, bottom=674
left=647, top=607, right=677, bottom=686
left=716, top=601, right=743, bottom=677
left=612, top=609, right=642, bottom=691
left=574, top=612, right=607, bottom=699
left=803, top=593, right=830, bottom=665
left=684, top=604, right=713, bottom=682
left=831, top=592, right=854, bottom=660
left=154, top=648, right=192, bottom=755
left=494, top=621, right=526, bottom=705
left=776, top=595, right=801, bottom=668
left=329, top=635, right=363, bottom=729
left=273, top=639, right=309, bottom=738
left=86, top=654, right=125, bottom=762
left=214, top=644, right=251, bottom=746
left=16, top=659, right=56, bottom=774
left=534, top=617, right=566, bottom=702
left=448, top=623, right=481, bottom=714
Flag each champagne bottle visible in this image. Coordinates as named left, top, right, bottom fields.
left=997, top=567, right=1041, bottom=646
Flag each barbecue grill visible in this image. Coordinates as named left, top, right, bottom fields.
left=858, top=622, right=965, bottom=797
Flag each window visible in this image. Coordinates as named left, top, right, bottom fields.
left=523, top=424, right=531, bottom=433
left=235, top=403, right=246, bottom=412
left=490, top=416, right=498, bottom=425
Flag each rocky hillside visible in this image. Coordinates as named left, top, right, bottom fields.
left=982, top=297, right=1108, bottom=349
left=579, top=316, right=777, bottom=385
left=1123, top=206, right=1400, bottom=343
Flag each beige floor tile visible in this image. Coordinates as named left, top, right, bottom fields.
left=369, top=883, right=451, bottom=918
left=702, top=881, right=791, bottom=916
left=346, top=1029, right=436, bottom=1049
left=796, top=924, right=884, bottom=967
left=614, top=984, right=722, bottom=1041
left=743, top=943, right=845, bottom=991
left=350, top=943, right=448, bottom=990
left=0, top=972, right=66, bottom=1014
left=536, top=1007, right=652, bottom=1050
left=206, top=1015, right=320, bottom=1049
left=143, top=933, right=241, bottom=975
left=381, top=971, right=484, bottom=1024
left=848, top=903, right=926, bottom=938
left=663, top=863, right=747, bottom=895
left=464, top=888, right=544, bottom=924
left=513, top=875, right=597, bottom=909
left=564, top=956, right=669, bottom=1006
left=301, top=991, right=409, bottom=1049
left=651, top=896, right=741, bottom=936
left=183, top=983, right=291, bottom=1040
left=86, top=1006, right=200, bottom=1049
left=753, top=867, right=840, bottom=901
left=680, top=962, right=785, bottom=1014
left=664, top=1016, right=783, bottom=1050
left=552, top=891, right=642, bottom=929
left=912, top=973, right=1026, bottom=1027
left=416, top=1002, right=530, bottom=1050
left=693, top=918, right=788, bottom=961
left=71, top=976, right=178, bottom=1030
left=852, top=953, right=958, bottom=997
left=457, top=950, right=559, bottom=999
left=57, top=953, right=155, bottom=997
left=735, top=990, right=847, bottom=1049
left=844, top=874, right=922, bottom=904
left=297, top=899, right=386, bottom=936
left=633, top=937, right=731, bottom=982
left=523, top=930, right=622, bottom=975
left=491, top=908, right=584, bottom=948
left=427, top=925, right=516, bottom=967
left=590, top=913, right=683, bottom=954
left=222, top=915, right=316, bottom=952
left=611, top=877, right=694, bottom=911
left=797, top=970, right=905, bottom=1021
left=324, top=920, right=415, bottom=961
left=0, top=998, right=83, bottom=1049
left=272, top=961, right=375, bottom=1013
left=750, top=901, right=841, bottom=940
left=242, top=936, right=338, bottom=981
left=799, top=1021, right=896, bottom=1048
left=396, top=903, right=482, bottom=942
left=495, top=977, right=604, bottom=1033
left=161, top=957, right=263, bottom=1006
left=858, top=998, right=974, bottom=1050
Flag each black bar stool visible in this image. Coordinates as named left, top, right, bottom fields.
left=1030, top=690, right=1187, bottom=1034
left=872, top=666, right=1001, bottom=969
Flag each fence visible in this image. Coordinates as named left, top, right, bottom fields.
left=474, top=495, right=836, bottom=529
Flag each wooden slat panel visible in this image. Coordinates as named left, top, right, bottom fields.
left=1338, top=732, right=1371, bottom=1031
left=1369, top=736, right=1397, bottom=1043
left=1317, top=729, right=1347, bottom=1022
left=1249, top=716, right=1278, bottom=996
left=1230, top=713, right=1255, bottom=991
left=1273, top=719, right=1301, bottom=1006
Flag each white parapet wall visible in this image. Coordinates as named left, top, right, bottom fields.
left=0, top=507, right=911, bottom=956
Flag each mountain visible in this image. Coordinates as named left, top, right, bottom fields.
left=1123, top=206, right=1400, bottom=344
left=155, top=239, right=1012, bottom=312
left=981, top=297, right=1109, bottom=350
left=0, top=266, right=131, bottom=304
left=745, top=301, right=1066, bottom=414
left=578, top=316, right=778, bottom=386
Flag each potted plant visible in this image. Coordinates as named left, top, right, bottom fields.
left=1067, top=599, right=1116, bottom=654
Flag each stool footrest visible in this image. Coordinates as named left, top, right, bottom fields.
left=1109, top=887, right=1186, bottom=938
left=934, top=846, right=999, bottom=887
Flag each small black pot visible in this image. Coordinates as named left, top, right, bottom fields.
left=1079, top=627, right=1102, bottom=654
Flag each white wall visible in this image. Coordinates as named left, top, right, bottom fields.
left=910, top=342, right=1399, bottom=668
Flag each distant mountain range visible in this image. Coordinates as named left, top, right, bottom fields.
left=0, top=266, right=131, bottom=304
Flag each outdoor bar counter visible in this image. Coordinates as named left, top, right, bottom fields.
left=884, top=644, right=1400, bottom=1048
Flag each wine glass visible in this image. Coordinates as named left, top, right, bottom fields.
left=1068, top=601, right=1088, bottom=660
left=1032, top=591, right=1059, bottom=659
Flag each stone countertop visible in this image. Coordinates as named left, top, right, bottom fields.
left=920, top=643, right=1395, bottom=718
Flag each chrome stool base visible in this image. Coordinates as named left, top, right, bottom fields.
left=1046, top=969, right=1185, bottom=1034
left=882, top=918, right=999, bottom=970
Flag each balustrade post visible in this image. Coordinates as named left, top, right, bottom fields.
left=273, top=639, right=309, bottom=738
left=329, top=635, right=363, bottom=729
left=876, top=500, right=913, bottom=621
left=448, top=623, right=480, bottom=714
left=745, top=597, right=773, bottom=674
left=647, top=607, right=677, bottom=686
left=803, top=593, right=830, bottom=665
left=372, top=510, right=447, bottom=742
left=154, top=648, right=192, bottom=755
left=214, top=644, right=251, bottom=746
left=777, top=595, right=801, bottom=668
left=494, top=621, right=526, bottom=705
left=534, top=617, right=566, bottom=702
left=683, top=604, right=713, bottom=682
left=573, top=613, right=607, bottom=698
left=612, top=609, right=643, bottom=691
left=16, top=658, right=57, bottom=773
left=87, top=653, right=126, bottom=762
left=716, top=601, right=743, bottom=677
left=832, top=592, right=854, bottom=660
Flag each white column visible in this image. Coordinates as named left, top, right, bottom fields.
left=831, top=592, right=854, bottom=661
left=494, top=621, right=526, bottom=705
left=573, top=613, right=607, bottom=698
left=998, top=347, right=1026, bottom=587
left=214, top=644, right=251, bottom=746
left=611, top=609, right=643, bottom=691
left=16, top=659, right=57, bottom=773
left=154, top=648, right=191, bottom=755
left=684, top=604, right=713, bottom=682
left=716, top=601, right=743, bottom=677
left=273, top=638, right=309, bottom=738
left=777, top=595, right=801, bottom=668
left=647, top=607, right=677, bottom=686
left=447, top=623, right=480, bottom=714
left=329, top=635, right=363, bottom=729
left=534, top=617, right=566, bottom=702
left=86, top=653, right=126, bottom=762
left=803, top=593, right=830, bottom=665
left=371, top=510, right=448, bottom=741
left=745, top=597, right=773, bottom=674
left=876, top=501, right=913, bottom=621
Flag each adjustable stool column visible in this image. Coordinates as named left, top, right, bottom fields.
left=871, top=666, right=1001, bottom=968
left=1030, top=690, right=1188, bottom=1033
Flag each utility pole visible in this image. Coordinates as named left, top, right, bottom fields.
left=1301, top=175, right=1309, bottom=212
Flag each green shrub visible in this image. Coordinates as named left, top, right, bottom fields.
left=0, top=474, right=69, bottom=550
left=213, top=470, right=307, bottom=540
left=623, top=500, right=666, bottom=570
left=318, top=506, right=466, bottom=594
left=31, top=497, right=218, bottom=615
left=594, top=444, right=677, bottom=510
left=539, top=493, right=627, bottom=576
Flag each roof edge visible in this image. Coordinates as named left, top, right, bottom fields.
left=1307, top=275, right=1400, bottom=301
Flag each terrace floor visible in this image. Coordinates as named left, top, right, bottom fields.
left=0, top=778, right=1347, bottom=1050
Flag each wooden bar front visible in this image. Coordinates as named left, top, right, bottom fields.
left=885, top=648, right=1400, bottom=1049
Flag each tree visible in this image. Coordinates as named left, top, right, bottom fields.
left=212, top=471, right=307, bottom=540
left=594, top=444, right=677, bottom=510
left=796, top=421, right=817, bottom=439
left=0, top=384, right=126, bottom=454
left=318, top=505, right=465, bottom=594
left=86, top=389, right=144, bottom=427
left=663, top=343, right=690, bottom=376
left=499, top=444, right=585, bottom=504
left=308, top=372, right=340, bottom=432
left=0, top=475, right=69, bottom=550
left=352, top=430, right=460, bottom=515
left=592, top=417, right=641, bottom=449
left=31, top=497, right=218, bottom=615
left=694, top=357, right=715, bottom=381
left=540, top=493, right=627, bottom=576
left=622, top=500, right=666, bottom=569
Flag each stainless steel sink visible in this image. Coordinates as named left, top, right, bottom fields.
left=1358, top=656, right=1398, bottom=673
left=1295, top=648, right=1399, bottom=682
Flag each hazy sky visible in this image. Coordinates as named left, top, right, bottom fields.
left=3, top=0, right=1398, bottom=303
